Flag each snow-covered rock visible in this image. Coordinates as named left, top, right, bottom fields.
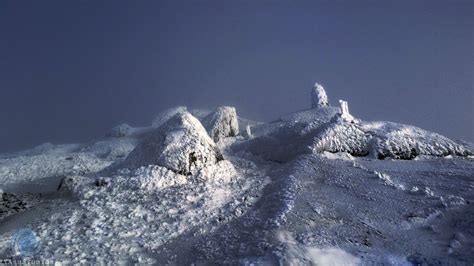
left=152, top=106, right=187, bottom=128
left=363, top=122, right=472, bottom=159
left=311, top=122, right=370, bottom=156
left=338, top=100, right=356, bottom=122
left=108, top=123, right=132, bottom=138
left=202, top=106, right=239, bottom=143
left=311, top=83, right=329, bottom=108
left=123, top=112, right=223, bottom=174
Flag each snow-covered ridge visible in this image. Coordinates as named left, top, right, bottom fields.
left=0, top=81, right=472, bottom=264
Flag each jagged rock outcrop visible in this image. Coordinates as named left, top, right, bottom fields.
left=152, top=106, right=187, bottom=128
left=108, top=123, right=132, bottom=138
left=311, top=83, right=329, bottom=108
left=202, top=106, right=239, bottom=143
left=123, top=112, right=223, bottom=175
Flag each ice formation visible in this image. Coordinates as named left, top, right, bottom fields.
left=202, top=106, right=239, bottom=143
left=311, top=82, right=329, bottom=108
left=151, top=106, right=187, bottom=128
left=108, top=123, right=132, bottom=138
left=123, top=112, right=223, bottom=174
left=338, top=100, right=355, bottom=122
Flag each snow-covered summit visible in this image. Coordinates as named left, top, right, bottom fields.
left=123, top=112, right=223, bottom=175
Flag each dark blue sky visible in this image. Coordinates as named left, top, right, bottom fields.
left=0, top=0, right=472, bottom=152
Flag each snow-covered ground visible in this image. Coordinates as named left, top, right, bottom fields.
left=0, top=84, right=473, bottom=264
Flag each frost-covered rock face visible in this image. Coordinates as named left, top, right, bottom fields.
left=108, top=123, right=132, bottom=138
left=123, top=112, right=223, bottom=175
left=152, top=106, right=187, bottom=128
left=202, top=106, right=239, bottom=143
left=311, top=122, right=370, bottom=156
left=311, top=83, right=329, bottom=108
left=363, top=122, right=472, bottom=159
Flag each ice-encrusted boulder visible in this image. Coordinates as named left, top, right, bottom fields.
left=202, top=106, right=239, bottom=143
left=123, top=112, right=223, bottom=174
left=152, top=106, right=187, bottom=128
left=311, top=122, right=370, bottom=156
left=108, top=123, right=132, bottom=138
left=311, top=83, right=329, bottom=108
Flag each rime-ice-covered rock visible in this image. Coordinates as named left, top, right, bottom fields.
left=338, top=100, right=355, bottom=122
left=202, top=106, right=239, bottom=143
left=152, top=106, right=187, bottom=128
left=311, top=83, right=329, bottom=108
left=123, top=112, right=223, bottom=174
left=311, top=122, right=370, bottom=156
left=108, top=123, right=132, bottom=138
left=363, top=122, right=472, bottom=159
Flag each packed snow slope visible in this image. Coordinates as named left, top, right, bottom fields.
left=0, top=83, right=473, bottom=264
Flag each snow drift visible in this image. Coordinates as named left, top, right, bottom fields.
left=122, top=112, right=223, bottom=174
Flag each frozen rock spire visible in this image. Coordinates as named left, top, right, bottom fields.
left=311, top=82, right=329, bottom=108
left=339, top=100, right=355, bottom=122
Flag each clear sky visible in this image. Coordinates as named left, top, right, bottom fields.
left=0, top=0, right=472, bottom=152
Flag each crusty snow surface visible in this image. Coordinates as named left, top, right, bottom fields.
left=1, top=86, right=473, bottom=264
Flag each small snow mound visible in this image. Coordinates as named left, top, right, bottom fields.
left=151, top=106, right=187, bottom=128
left=108, top=123, right=132, bottom=138
left=311, top=122, right=370, bottom=156
left=123, top=112, right=223, bottom=175
left=311, top=83, right=329, bottom=108
left=202, top=106, right=239, bottom=143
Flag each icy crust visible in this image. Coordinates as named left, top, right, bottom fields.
left=363, top=122, right=472, bottom=160
left=311, top=122, right=370, bottom=156
left=202, top=106, right=239, bottom=143
left=122, top=112, right=223, bottom=174
left=151, top=106, right=187, bottom=128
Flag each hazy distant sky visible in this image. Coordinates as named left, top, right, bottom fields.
left=0, top=0, right=472, bottom=152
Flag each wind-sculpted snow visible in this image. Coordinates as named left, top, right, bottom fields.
left=123, top=112, right=223, bottom=174
left=202, top=106, right=239, bottom=143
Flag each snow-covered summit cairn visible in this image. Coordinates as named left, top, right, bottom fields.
left=108, top=123, right=132, bottom=138
left=123, top=112, right=223, bottom=175
left=311, top=82, right=329, bottom=108
left=152, top=106, right=187, bottom=128
left=202, top=106, right=239, bottom=143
